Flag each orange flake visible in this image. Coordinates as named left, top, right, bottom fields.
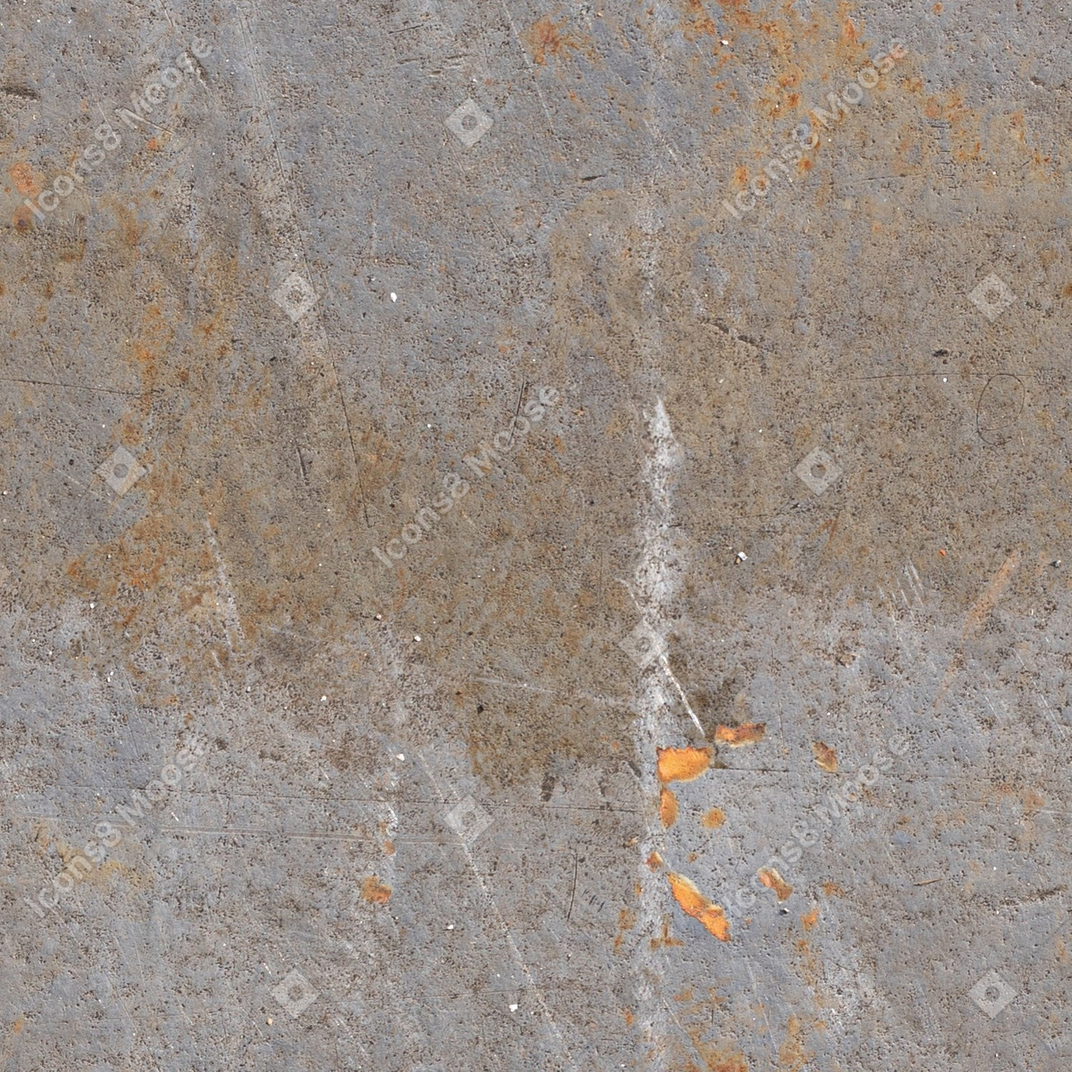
left=657, top=745, right=712, bottom=783
left=812, top=741, right=837, bottom=772
left=667, top=872, right=731, bottom=941
left=758, top=867, right=793, bottom=901
left=360, top=875, right=392, bottom=904
left=701, top=807, right=726, bottom=829
left=659, top=787, right=679, bottom=827
left=715, top=723, right=766, bottom=746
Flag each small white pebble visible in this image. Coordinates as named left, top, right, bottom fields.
left=321, top=695, right=327, bottom=703
left=446, top=923, right=454, bottom=930
left=396, top=753, right=405, bottom=761
left=414, top=634, right=421, bottom=642
left=737, top=551, right=748, bottom=562
left=509, top=1003, right=518, bottom=1012
left=390, top=292, right=397, bottom=302
left=89, top=602, right=95, bottom=609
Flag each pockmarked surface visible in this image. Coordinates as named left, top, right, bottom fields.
left=1, top=1, right=1070, bottom=1069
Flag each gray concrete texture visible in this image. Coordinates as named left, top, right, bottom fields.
left=0, top=0, right=1070, bottom=1068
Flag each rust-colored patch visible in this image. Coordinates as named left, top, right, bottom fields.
left=715, top=722, right=766, bottom=746
left=667, top=872, right=731, bottom=941
left=12, top=1018, right=23, bottom=1035
left=758, top=866, right=793, bottom=901
left=650, top=920, right=685, bottom=948
left=613, top=908, right=636, bottom=952
left=9, top=162, right=40, bottom=196
left=701, top=806, right=726, bottom=828
left=646, top=850, right=664, bottom=870
left=822, top=881, right=845, bottom=897
left=361, top=875, right=392, bottom=904
left=1062, top=283, right=1072, bottom=299
left=801, top=906, right=819, bottom=930
left=812, top=741, right=837, bottom=772
left=707, top=1055, right=749, bottom=1072
left=623, top=1008, right=634, bottom=1026
left=383, top=840, right=396, bottom=856
left=659, top=786, right=679, bottom=827
left=657, top=745, right=712, bottom=783
left=778, top=1014, right=814, bottom=1071
left=524, top=15, right=588, bottom=65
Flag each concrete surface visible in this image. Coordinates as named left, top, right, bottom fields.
left=1, top=0, right=1071, bottom=1069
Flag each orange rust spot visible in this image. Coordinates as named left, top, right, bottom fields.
left=812, top=741, right=837, bottom=772
left=146, top=137, right=162, bottom=151
left=650, top=920, right=685, bottom=949
left=715, top=722, right=766, bottom=746
left=383, top=840, right=396, bottom=856
left=646, top=850, right=664, bottom=870
left=613, top=908, right=636, bottom=952
left=733, top=164, right=748, bottom=187
left=667, top=872, right=731, bottom=941
left=524, top=15, right=586, bottom=65
left=932, top=1, right=942, bottom=9
left=12, top=203, right=36, bottom=232
left=701, top=807, right=726, bottom=829
left=657, top=745, right=712, bottom=783
left=9, top=162, right=40, bottom=196
left=801, top=906, right=819, bottom=930
left=687, top=851, right=699, bottom=862
left=12, top=1019, right=23, bottom=1035
left=659, top=786, right=679, bottom=827
left=822, top=881, right=845, bottom=897
left=758, top=866, right=793, bottom=901
left=1062, top=283, right=1072, bottom=299
left=360, top=875, right=392, bottom=904
left=623, top=1008, right=634, bottom=1026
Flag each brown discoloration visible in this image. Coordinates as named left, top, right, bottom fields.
left=801, top=905, right=819, bottom=930
left=812, top=740, right=837, bottom=772
left=9, top=162, right=40, bottom=196
left=613, top=908, right=636, bottom=952
left=778, top=1014, right=814, bottom=1071
left=667, top=872, right=731, bottom=940
left=715, top=722, right=766, bottom=746
left=822, top=881, right=845, bottom=897
left=659, top=785, right=680, bottom=827
left=650, top=919, right=685, bottom=948
left=524, top=15, right=592, bottom=66
left=361, top=875, right=392, bottom=904
left=701, top=806, right=725, bottom=828
left=758, top=866, right=793, bottom=901
left=657, top=744, right=712, bottom=782
left=646, top=850, right=664, bottom=870
left=12, top=1018, right=23, bottom=1035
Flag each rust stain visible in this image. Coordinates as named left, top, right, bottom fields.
left=650, top=919, right=686, bottom=948
left=524, top=15, right=591, bottom=66
left=623, top=1008, right=634, bottom=1026
left=822, top=881, right=845, bottom=897
left=657, top=744, right=712, bottom=782
left=361, top=875, right=392, bottom=904
left=12, top=1018, right=23, bottom=1035
left=667, top=872, right=731, bottom=941
left=812, top=740, right=837, bottom=772
left=758, top=866, right=793, bottom=901
left=801, top=905, right=819, bottom=930
left=659, top=786, right=680, bottom=827
left=9, top=162, right=40, bottom=196
left=647, top=850, right=664, bottom=870
left=613, top=908, right=636, bottom=952
left=777, top=1014, right=814, bottom=1071
left=701, top=806, right=726, bottom=828
left=715, top=722, right=766, bottom=746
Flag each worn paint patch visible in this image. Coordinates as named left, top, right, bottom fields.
left=758, top=866, right=793, bottom=901
left=701, top=806, right=726, bottom=828
left=361, top=875, right=392, bottom=904
left=660, top=785, right=680, bottom=827
left=812, top=741, right=837, bottom=772
left=657, top=744, right=712, bottom=782
left=667, top=872, right=731, bottom=941
left=715, top=722, right=766, bottom=746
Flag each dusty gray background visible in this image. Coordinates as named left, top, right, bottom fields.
left=1, top=0, right=1070, bottom=1068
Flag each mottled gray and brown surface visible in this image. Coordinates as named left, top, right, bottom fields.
left=1, top=0, right=1070, bottom=1069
